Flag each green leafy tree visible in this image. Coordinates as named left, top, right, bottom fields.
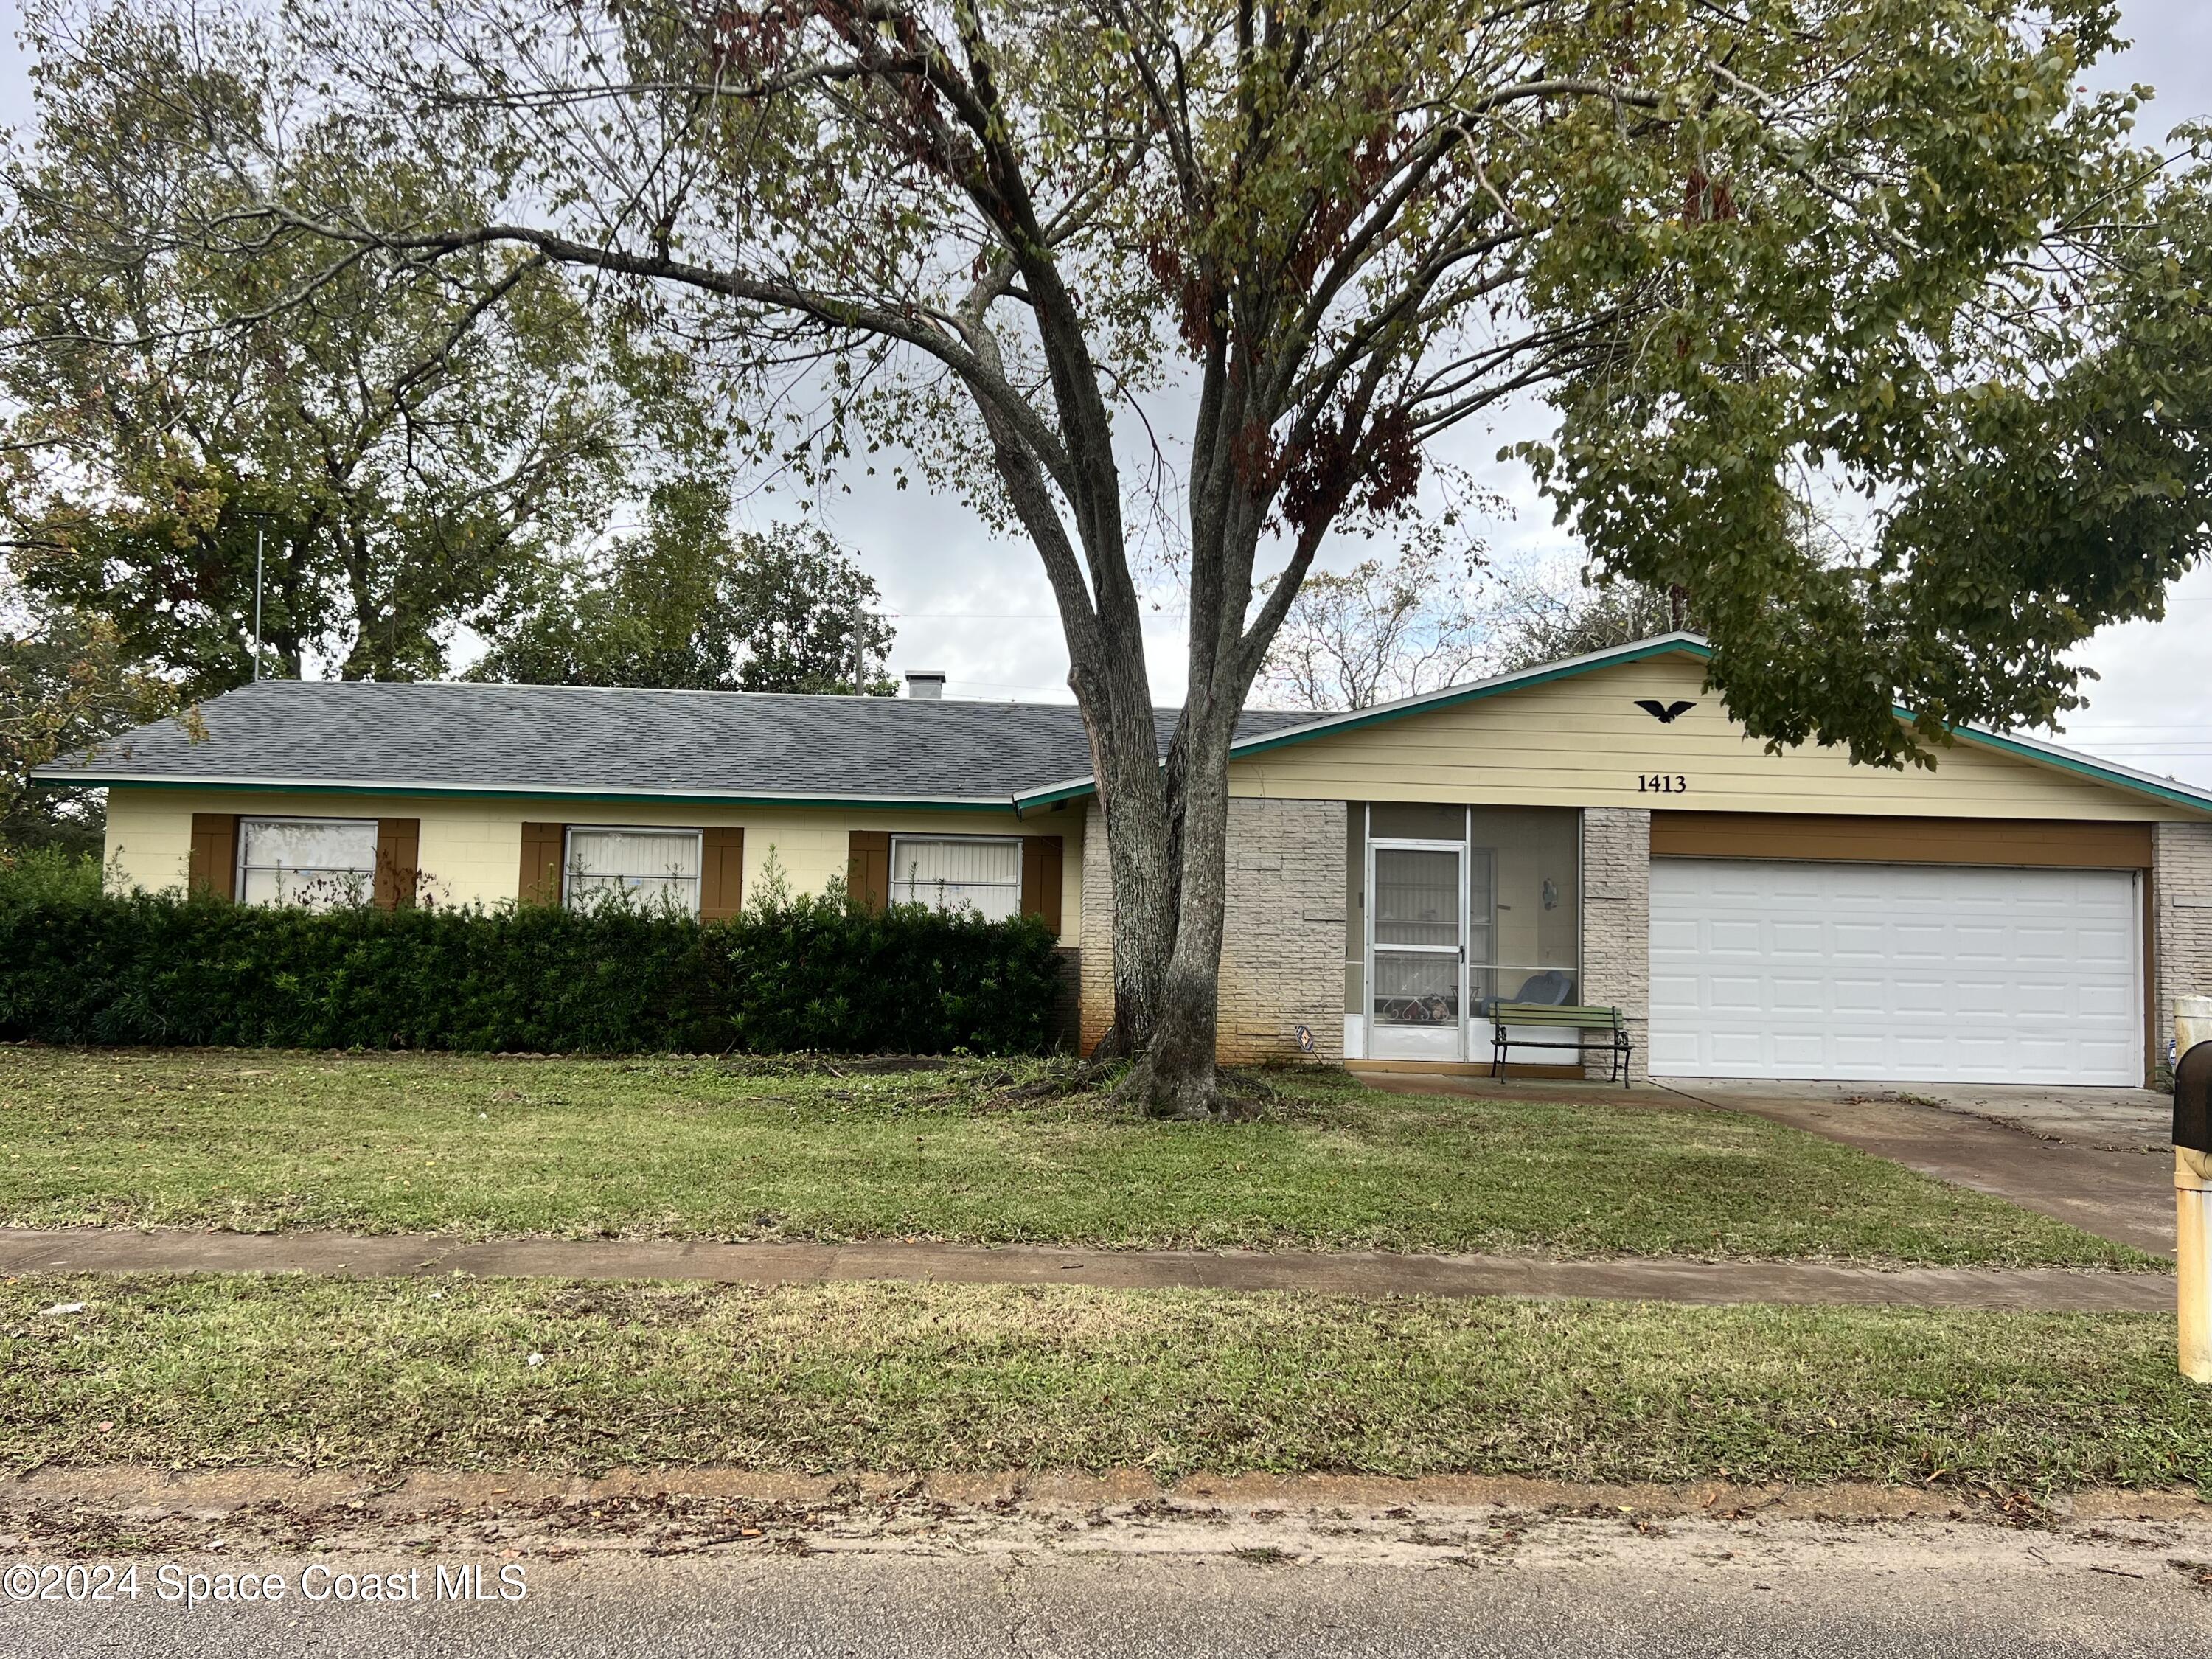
left=30, top=0, right=2212, bottom=1115
left=0, top=598, right=192, bottom=858
left=474, top=486, right=898, bottom=693
left=0, top=6, right=653, bottom=696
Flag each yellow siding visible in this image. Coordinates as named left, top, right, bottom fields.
left=1231, top=652, right=2198, bottom=821
left=102, top=790, right=1087, bottom=946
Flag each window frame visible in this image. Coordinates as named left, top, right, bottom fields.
left=234, top=815, right=380, bottom=909
left=888, top=832, right=1024, bottom=921
left=561, top=824, right=706, bottom=918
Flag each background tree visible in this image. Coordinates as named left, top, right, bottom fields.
left=1481, top=563, right=1694, bottom=675
left=0, top=594, right=191, bottom=858
left=1257, top=548, right=1486, bottom=712
left=22, top=0, right=2212, bottom=1116
left=0, top=7, right=655, bottom=697
left=474, top=486, right=898, bottom=693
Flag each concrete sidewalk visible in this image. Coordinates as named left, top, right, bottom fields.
left=0, top=1225, right=2174, bottom=1312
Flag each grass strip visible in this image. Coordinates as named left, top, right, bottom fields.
left=1, top=1273, right=2204, bottom=1492
left=0, top=1048, right=2155, bottom=1267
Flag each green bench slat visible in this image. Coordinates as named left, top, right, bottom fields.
left=1489, top=1004, right=1623, bottom=1027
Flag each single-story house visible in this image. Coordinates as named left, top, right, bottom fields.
left=34, top=633, right=2212, bottom=1087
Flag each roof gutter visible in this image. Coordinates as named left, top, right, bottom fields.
left=28, top=771, right=1028, bottom=814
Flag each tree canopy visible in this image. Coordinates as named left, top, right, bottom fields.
left=0, top=6, right=674, bottom=695
left=473, top=486, right=899, bottom=694
left=0, top=600, right=189, bottom=858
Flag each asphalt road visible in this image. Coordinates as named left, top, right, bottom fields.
left=3, top=1537, right=2205, bottom=1659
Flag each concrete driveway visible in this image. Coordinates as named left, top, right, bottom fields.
left=1658, top=1079, right=2173, bottom=1155
left=1652, top=1079, right=2175, bottom=1256
left=1367, top=1071, right=2177, bottom=1257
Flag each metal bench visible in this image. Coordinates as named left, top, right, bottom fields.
left=1488, top=1002, right=1632, bottom=1087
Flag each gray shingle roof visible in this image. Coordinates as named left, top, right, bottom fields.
left=31, top=680, right=1316, bottom=804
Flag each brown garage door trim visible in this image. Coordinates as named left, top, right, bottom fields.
left=1649, top=812, right=2152, bottom=870
left=1650, top=811, right=2157, bottom=1088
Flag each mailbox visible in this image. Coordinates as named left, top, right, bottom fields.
left=2178, top=1040, right=2212, bottom=1155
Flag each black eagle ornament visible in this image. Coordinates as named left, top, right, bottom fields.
left=1635, top=698, right=1697, bottom=724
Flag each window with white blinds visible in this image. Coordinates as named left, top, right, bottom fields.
left=564, top=827, right=703, bottom=916
left=237, top=818, right=378, bottom=909
left=889, top=835, right=1021, bottom=920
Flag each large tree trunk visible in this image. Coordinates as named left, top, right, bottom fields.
left=1119, top=707, right=1237, bottom=1119
left=1093, top=737, right=1178, bottom=1060
left=1091, top=473, right=1279, bottom=1119
left=959, top=263, right=1267, bottom=1121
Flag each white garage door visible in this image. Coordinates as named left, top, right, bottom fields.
left=1649, top=859, right=2140, bottom=1085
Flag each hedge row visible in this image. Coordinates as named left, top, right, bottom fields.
left=0, top=886, right=1068, bottom=1055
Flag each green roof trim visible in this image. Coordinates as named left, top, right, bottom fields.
left=1912, top=723, right=2212, bottom=816
left=43, top=631, right=2212, bottom=821
left=1009, top=630, right=2212, bottom=818
left=1222, top=636, right=1711, bottom=762
left=1012, top=779, right=1107, bottom=811
left=40, top=775, right=1023, bottom=814
left=1010, top=636, right=1711, bottom=807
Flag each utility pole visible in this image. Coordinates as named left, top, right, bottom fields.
left=253, top=528, right=265, bottom=681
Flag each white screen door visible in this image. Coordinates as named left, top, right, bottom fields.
left=1368, top=843, right=1464, bottom=1061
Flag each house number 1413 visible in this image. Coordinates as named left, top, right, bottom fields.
left=1638, top=773, right=1688, bottom=793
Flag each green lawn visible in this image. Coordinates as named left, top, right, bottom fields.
left=0, top=1273, right=2202, bottom=1492
left=0, top=1046, right=2154, bottom=1267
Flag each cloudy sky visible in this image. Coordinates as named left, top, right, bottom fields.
left=7, top=1, right=2212, bottom=785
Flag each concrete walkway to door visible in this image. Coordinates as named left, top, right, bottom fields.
left=1374, top=1072, right=2177, bottom=1257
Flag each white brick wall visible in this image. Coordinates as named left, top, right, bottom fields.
left=2156, top=821, right=2212, bottom=1070
left=1079, top=822, right=1114, bottom=1054
left=1580, top=806, right=1652, bottom=1080
left=1220, top=797, right=1346, bottom=1063
left=1079, top=796, right=1344, bottom=1064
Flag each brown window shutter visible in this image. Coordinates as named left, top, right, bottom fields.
left=518, top=822, right=565, bottom=906
left=847, top=830, right=890, bottom=912
left=1020, top=835, right=1064, bottom=935
left=187, top=813, right=238, bottom=900
left=700, top=827, right=745, bottom=922
left=374, top=818, right=421, bottom=910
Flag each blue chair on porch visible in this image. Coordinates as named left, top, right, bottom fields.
left=1477, top=970, right=1574, bottom=1019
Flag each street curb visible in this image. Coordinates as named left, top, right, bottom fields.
left=1, top=1464, right=2204, bottom=1526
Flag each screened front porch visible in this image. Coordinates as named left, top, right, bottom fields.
left=1342, top=803, right=1582, bottom=1066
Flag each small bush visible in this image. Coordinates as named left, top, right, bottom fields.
left=0, top=886, right=1065, bottom=1056
left=0, top=846, right=103, bottom=905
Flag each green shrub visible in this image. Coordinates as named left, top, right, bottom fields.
left=0, top=846, right=103, bottom=905
left=0, top=886, right=1066, bottom=1055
